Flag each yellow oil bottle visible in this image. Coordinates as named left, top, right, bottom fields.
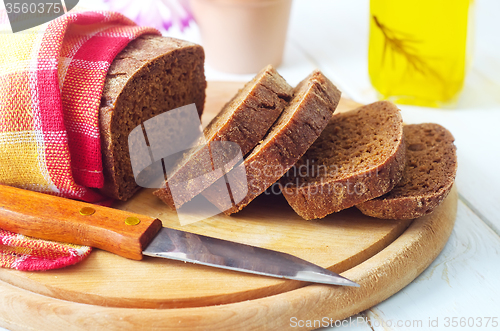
left=368, top=0, right=472, bottom=107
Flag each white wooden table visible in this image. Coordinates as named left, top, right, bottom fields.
left=164, top=0, right=500, bottom=329
left=2, top=0, right=499, bottom=330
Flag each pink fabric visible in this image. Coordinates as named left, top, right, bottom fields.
left=0, top=10, right=159, bottom=270
left=0, top=229, right=92, bottom=271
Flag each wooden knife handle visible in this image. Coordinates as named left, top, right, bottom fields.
left=0, top=185, right=162, bottom=260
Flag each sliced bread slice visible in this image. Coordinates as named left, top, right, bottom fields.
left=203, top=70, right=341, bottom=215
left=99, top=35, right=206, bottom=201
left=356, top=123, right=457, bottom=219
left=153, top=65, right=293, bottom=209
left=280, top=101, right=405, bottom=220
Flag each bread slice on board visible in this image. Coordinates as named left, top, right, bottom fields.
left=280, top=101, right=406, bottom=220
left=153, top=65, right=293, bottom=209
left=99, top=35, right=206, bottom=201
left=356, top=123, right=457, bottom=219
left=203, top=70, right=341, bottom=215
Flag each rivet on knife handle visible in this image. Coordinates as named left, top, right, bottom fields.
left=0, top=184, right=162, bottom=260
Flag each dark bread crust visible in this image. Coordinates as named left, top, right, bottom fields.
left=356, top=123, right=457, bottom=219
left=280, top=101, right=405, bottom=220
left=204, top=70, right=341, bottom=215
left=99, top=35, right=206, bottom=201
left=153, top=65, right=293, bottom=208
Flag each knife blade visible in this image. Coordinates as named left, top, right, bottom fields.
left=0, top=184, right=358, bottom=287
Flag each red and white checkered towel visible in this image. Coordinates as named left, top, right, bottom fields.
left=0, top=9, right=159, bottom=270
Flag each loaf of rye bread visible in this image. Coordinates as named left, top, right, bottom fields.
left=153, top=65, right=293, bottom=209
left=280, top=101, right=406, bottom=220
left=356, top=123, right=457, bottom=219
left=203, top=70, right=341, bottom=215
left=99, top=35, right=206, bottom=201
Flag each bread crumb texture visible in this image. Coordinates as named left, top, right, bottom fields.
left=99, top=35, right=206, bottom=201
left=281, top=100, right=405, bottom=220
left=356, top=123, right=457, bottom=219
left=153, top=65, right=293, bottom=208
left=293, top=101, right=403, bottom=184
left=203, top=70, right=341, bottom=215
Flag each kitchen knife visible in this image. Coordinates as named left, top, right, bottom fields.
left=0, top=184, right=359, bottom=287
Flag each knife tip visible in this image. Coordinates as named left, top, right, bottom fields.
left=295, top=270, right=360, bottom=287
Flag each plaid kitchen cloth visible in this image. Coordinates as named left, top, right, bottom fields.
left=0, top=229, right=92, bottom=271
left=0, top=9, right=159, bottom=270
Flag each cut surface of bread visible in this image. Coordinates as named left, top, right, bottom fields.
left=99, top=35, right=206, bottom=201
left=153, top=65, right=293, bottom=209
left=203, top=70, right=341, bottom=215
left=280, top=101, right=405, bottom=220
left=356, top=123, right=457, bottom=219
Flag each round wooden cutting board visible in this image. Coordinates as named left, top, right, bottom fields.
left=0, top=82, right=457, bottom=331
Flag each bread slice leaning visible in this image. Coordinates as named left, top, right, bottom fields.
left=356, top=123, right=457, bottom=219
left=280, top=101, right=406, bottom=220
left=203, top=70, right=341, bottom=215
left=153, top=65, right=293, bottom=209
left=99, top=35, right=206, bottom=201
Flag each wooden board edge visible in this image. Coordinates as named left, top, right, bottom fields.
left=0, top=213, right=413, bottom=310
left=0, top=186, right=457, bottom=331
